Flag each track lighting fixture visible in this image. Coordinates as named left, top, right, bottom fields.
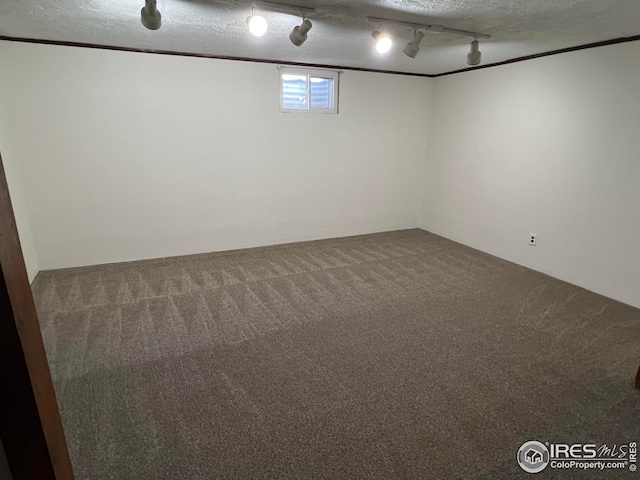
left=246, top=8, right=268, bottom=37
left=140, top=0, right=161, bottom=30
left=372, top=30, right=392, bottom=54
left=403, top=30, right=425, bottom=59
left=368, top=16, right=489, bottom=64
left=467, top=39, right=482, bottom=65
left=236, top=1, right=315, bottom=38
left=138, top=1, right=488, bottom=67
left=289, top=18, right=312, bottom=46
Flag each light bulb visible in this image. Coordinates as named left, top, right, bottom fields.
left=372, top=31, right=392, bottom=54
left=376, top=36, right=392, bottom=54
left=247, top=14, right=268, bottom=37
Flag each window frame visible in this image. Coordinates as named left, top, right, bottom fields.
left=279, top=66, right=340, bottom=114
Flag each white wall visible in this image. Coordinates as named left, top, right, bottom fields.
left=0, top=41, right=433, bottom=270
left=6, top=39, right=638, bottom=310
left=0, top=113, right=40, bottom=282
left=420, top=41, right=640, bottom=308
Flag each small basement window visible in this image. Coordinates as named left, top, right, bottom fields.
left=280, top=67, right=339, bottom=114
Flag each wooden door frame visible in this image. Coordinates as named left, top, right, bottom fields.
left=0, top=150, right=74, bottom=479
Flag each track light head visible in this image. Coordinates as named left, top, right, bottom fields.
left=467, top=39, right=482, bottom=65
left=403, top=30, right=425, bottom=59
left=289, top=19, right=313, bottom=46
left=141, top=0, right=161, bottom=30
left=247, top=11, right=268, bottom=37
left=372, top=30, right=392, bottom=54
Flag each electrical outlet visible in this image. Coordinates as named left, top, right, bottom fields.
left=529, top=233, right=537, bottom=246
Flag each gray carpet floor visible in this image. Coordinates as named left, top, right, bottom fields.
left=32, top=229, right=640, bottom=479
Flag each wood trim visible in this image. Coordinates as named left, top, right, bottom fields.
left=0, top=35, right=430, bottom=78
left=1, top=34, right=639, bottom=78
left=0, top=272, right=55, bottom=479
left=0, top=151, right=74, bottom=479
left=433, top=35, right=640, bottom=77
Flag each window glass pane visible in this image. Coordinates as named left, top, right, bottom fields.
left=282, top=74, right=308, bottom=110
left=280, top=68, right=338, bottom=113
left=310, top=77, right=333, bottom=109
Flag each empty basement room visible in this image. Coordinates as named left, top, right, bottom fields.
left=1, top=0, right=639, bottom=479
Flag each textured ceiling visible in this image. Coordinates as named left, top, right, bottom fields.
left=1, top=0, right=639, bottom=75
